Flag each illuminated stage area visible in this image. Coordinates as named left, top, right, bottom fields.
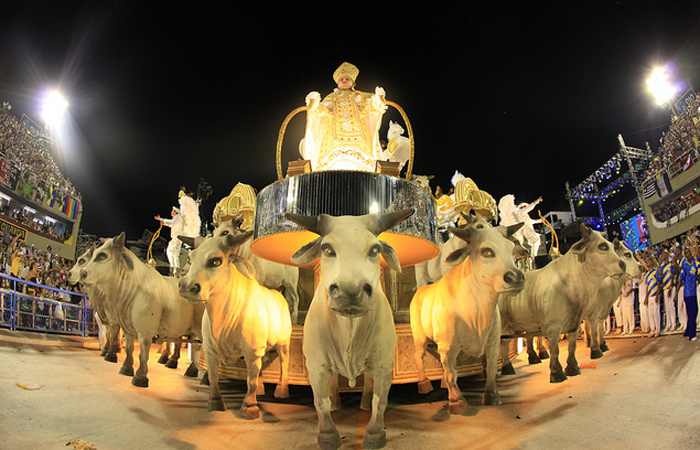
left=3, top=330, right=697, bottom=450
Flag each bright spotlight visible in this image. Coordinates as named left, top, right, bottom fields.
left=646, top=67, right=677, bottom=106
left=41, top=91, right=68, bottom=127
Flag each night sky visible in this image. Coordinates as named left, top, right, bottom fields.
left=1, top=1, right=699, bottom=241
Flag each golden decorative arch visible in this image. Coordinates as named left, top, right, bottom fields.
left=212, top=183, right=257, bottom=230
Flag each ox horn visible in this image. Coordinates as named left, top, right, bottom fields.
left=114, top=232, right=126, bottom=249
left=505, top=222, right=524, bottom=238
left=367, top=208, right=415, bottom=236
left=224, top=230, right=254, bottom=250
left=286, top=213, right=328, bottom=236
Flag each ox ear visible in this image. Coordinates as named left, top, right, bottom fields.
left=613, top=237, right=622, bottom=251
left=114, top=232, right=126, bottom=249
left=513, top=240, right=530, bottom=259
left=291, top=237, right=322, bottom=265
left=120, top=251, right=134, bottom=272
left=369, top=208, right=414, bottom=236
left=230, top=214, right=244, bottom=230
left=445, top=226, right=475, bottom=265
left=379, top=241, right=402, bottom=273
left=232, top=255, right=256, bottom=279
left=444, top=246, right=469, bottom=266
left=570, top=228, right=593, bottom=262
left=224, top=231, right=253, bottom=250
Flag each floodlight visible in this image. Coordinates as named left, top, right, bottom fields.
left=41, top=91, right=68, bottom=126
left=646, top=67, right=677, bottom=106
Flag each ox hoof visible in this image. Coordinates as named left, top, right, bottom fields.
left=318, top=430, right=342, bottom=450
left=184, top=365, right=199, bottom=378
left=417, top=379, right=434, bottom=394
left=208, top=398, right=226, bottom=412
left=539, top=349, right=550, bottom=360
left=238, top=405, right=260, bottom=420
left=448, top=399, right=467, bottom=415
left=601, top=343, right=610, bottom=352
left=591, top=349, right=604, bottom=359
left=119, top=366, right=134, bottom=377
left=200, top=372, right=210, bottom=385
left=157, top=354, right=168, bottom=364
left=565, top=365, right=581, bottom=377
left=131, top=376, right=149, bottom=388
left=274, top=384, right=289, bottom=398
left=104, top=353, right=118, bottom=363
left=483, top=390, right=502, bottom=406
left=164, top=359, right=178, bottom=369
left=362, top=430, right=387, bottom=449
left=550, top=371, right=567, bottom=383
left=100, top=349, right=107, bottom=357
left=501, top=363, right=516, bottom=376
left=528, top=354, right=542, bottom=365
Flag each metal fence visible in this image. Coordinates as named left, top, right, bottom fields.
left=0, top=274, right=96, bottom=337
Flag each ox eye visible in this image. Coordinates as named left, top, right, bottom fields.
left=208, top=257, right=223, bottom=268
left=368, top=245, right=380, bottom=259
left=481, top=248, right=495, bottom=258
left=96, top=252, right=108, bottom=261
left=598, top=243, right=609, bottom=251
left=220, top=230, right=229, bottom=236
left=322, top=244, right=336, bottom=258
left=624, top=252, right=632, bottom=258
left=476, top=224, right=485, bottom=229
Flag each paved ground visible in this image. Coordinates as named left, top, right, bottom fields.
left=2, top=328, right=700, bottom=450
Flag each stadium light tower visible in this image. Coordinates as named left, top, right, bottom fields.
left=41, top=90, right=68, bottom=128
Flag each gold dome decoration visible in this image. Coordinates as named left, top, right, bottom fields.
left=452, top=177, right=498, bottom=218
left=212, top=183, right=257, bottom=231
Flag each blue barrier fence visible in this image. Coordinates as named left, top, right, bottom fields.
left=0, top=274, right=97, bottom=337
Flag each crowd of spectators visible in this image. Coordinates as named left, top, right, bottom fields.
left=643, top=94, right=700, bottom=182
left=0, top=102, right=82, bottom=202
left=0, top=234, right=78, bottom=302
left=0, top=203, right=68, bottom=241
left=651, top=184, right=700, bottom=224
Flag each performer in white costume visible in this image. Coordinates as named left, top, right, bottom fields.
left=155, top=207, right=184, bottom=276
left=300, top=62, right=388, bottom=172
left=619, top=276, right=636, bottom=334
left=498, top=194, right=543, bottom=257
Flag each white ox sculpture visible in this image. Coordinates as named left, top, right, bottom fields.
left=68, top=247, right=120, bottom=363
left=499, top=224, right=626, bottom=383
left=178, top=232, right=292, bottom=419
left=286, top=209, right=413, bottom=450
left=583, top=239, right=643, bottom=358
left=212, top=217, right=300, bottom=324
left=80, top=233, right=204, bottom=387
left=410, top=216, right=525, bottom=414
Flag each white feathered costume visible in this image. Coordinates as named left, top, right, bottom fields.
left=498, top=194, right=542, bottom=257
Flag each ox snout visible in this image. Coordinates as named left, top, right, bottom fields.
left=610, top=260, right=627, bottom=280
left=328, top=281, right=374, bottom=318
left=178, top=279, right=203, bottom=302
left=501, top=269, right=526, bottom=293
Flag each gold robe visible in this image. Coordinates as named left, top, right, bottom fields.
left=302, top=88, right=386, bottom=172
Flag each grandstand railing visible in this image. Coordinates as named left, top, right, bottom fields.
left=0, top=274, right=97, bottom=337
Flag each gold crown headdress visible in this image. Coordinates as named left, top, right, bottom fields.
left=333, top=62, right=359, bottom=84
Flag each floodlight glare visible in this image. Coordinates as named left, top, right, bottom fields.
left=646, top=67, right=677, bottom=106
left=41, top=91, right=68, bottom=126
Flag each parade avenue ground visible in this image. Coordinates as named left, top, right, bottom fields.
left=2, top=328, right=700, bottom=450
